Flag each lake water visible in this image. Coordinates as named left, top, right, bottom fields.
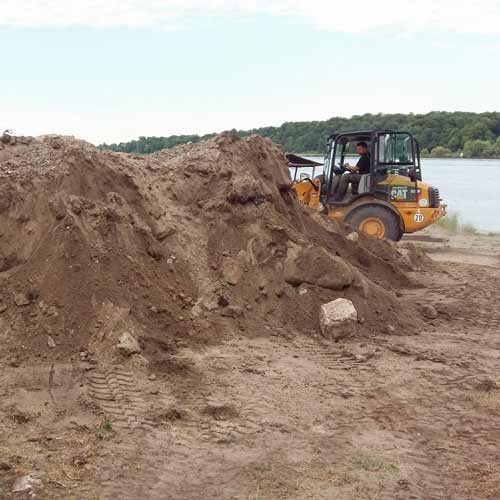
left=303, top=157, right=500, bottom=232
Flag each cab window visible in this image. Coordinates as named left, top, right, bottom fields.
left=377, top=133, right=414, bottom=165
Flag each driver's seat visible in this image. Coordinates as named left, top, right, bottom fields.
left=357, top=174, right=372, bottom=194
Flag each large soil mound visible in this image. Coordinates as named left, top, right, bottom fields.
left=0, top=133, right=424, bottom=367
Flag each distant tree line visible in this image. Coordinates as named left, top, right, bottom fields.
left=99, top=111, right=500, bottom=158
left=99, top=133, right=217, bottom=154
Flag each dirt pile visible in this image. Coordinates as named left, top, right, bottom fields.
left=0, top=133, right=424, bottom=368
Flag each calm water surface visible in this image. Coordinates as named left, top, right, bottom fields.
left=303, top=157, right=500, bottom=232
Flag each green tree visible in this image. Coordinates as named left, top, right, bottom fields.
left=430, top=146, right=452, bottom=158
left=463, top=121, right=494, bottom=142
left=463, top=140, right=492, bottom=158
left=98, top=111, right=500, bottom=158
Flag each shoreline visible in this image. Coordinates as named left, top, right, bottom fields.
left=299, top=153, right=500, bottom=160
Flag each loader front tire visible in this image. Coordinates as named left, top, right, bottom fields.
left=345, top=205, right=403, bottom=241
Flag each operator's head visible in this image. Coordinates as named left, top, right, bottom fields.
left=356, top=141, right=368, bottom=155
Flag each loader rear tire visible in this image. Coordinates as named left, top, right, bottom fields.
left=345, top=205, right=403, bottom=241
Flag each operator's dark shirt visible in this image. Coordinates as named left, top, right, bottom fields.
left=356, top=153, right=370, bottom=174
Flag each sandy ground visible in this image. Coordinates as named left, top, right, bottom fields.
left=2, top=228, right=500, bottom=500
left=404, top=225, right=500, bottom=267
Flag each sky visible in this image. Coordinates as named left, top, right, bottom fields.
left=1, top=0, right=500, bottom=145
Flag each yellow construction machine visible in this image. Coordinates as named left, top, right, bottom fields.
left=288, top=129, right=447, bottom=241
left=288, top=154, right=322, bottom=210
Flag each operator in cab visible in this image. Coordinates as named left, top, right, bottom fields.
left=333, top=141, right=370, bottom=200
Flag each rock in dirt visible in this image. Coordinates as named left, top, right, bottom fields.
left=47, top=335, right=56, bottom=348
left=13, top=292, right=30, bottom=306
left=190, top=303, right=203, bottom=317
left=222, top=257, right=243, bottom=285
left=12, top=473, right=43, bottom=493
left=117, top=332, right=141, bottom=356
left=347, top=232, right=359, bottom=242
left=284, top=245, right=355, bottom=291
left=320, top=298, right=358, bottom=340
left=227, top=175, right=270, bottom=205
left=221, top=305, right=245, bottom=318
left=146, top=240, right=164, bottom=261
left=420, top=304, right=438, bottom=320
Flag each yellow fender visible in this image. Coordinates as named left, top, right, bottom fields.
left=293, top=178, right=321, bottom=210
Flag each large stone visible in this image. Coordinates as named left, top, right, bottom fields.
left=222, top=257, right=244, bottom=285
left=14, top=292, right=30, bottom=306
left=284, top=244, right=355, bottom=291
left=320, top=298, right=358, bottom=341
left=117, top=331, right=141, bottom=356
left=227, top=175, right=270, bottom=205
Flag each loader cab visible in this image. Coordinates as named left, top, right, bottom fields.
left=322, top=130, right=422, bottom=205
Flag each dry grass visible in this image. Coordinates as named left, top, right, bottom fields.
left=350, top=449, right=400, bottom=474
left=436, top=211, right=478, bottom=235
left=96, top=418, right=115, bottom=440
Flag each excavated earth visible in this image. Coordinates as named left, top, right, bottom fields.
left=1, top=133, right=499, bottom=499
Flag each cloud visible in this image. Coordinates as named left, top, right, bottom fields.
left=265, top=0, right=500, bottom=35
left=1, top=0, right=500, bottom=35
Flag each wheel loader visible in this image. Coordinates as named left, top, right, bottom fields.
left=288, top=129, right=447, bottom=241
